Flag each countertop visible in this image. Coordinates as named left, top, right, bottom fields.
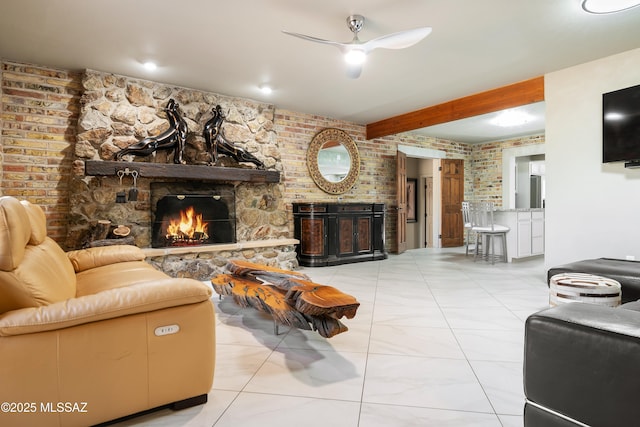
left=496, top=208, right=545, bottom=212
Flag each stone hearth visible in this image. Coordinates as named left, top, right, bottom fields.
left=144, top=239, right=298, bottom=280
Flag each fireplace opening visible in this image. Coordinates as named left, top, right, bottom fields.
left=151, top=183, right=236, bottom=248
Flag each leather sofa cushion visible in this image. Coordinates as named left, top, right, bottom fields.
left=0, top=279, right=212, bottom=337
left=67, top=245, right=146, bottom=273
left=0, top=238, right=77, bottom=314
left=0, top=196, right=32, bottom=271
left=525, top=303, right=640, bottom=427
left=0, top=197, right=77, bottom=314
left=21, top=199, right=47, bottom=245
left=75, top=260, right=173, bottom=297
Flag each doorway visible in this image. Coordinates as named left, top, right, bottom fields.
left=424, top=176, right=433, bottom=247
left=502, top=145, right=546, bottom=209
left=397, top=145, right=447, bottom=251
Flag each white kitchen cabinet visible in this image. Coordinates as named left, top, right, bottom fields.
left=531, top=210, right=545, bottom=255
left=494, top=209, right=544, bottom=262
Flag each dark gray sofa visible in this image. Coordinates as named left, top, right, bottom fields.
left=523, top=258, right=640, bottom=426
left=524, top=302, right=640, bottom=426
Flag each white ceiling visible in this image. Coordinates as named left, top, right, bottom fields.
left=1, top=1, right=639, bottom=141
left=417, top=102, right=546, bottom=143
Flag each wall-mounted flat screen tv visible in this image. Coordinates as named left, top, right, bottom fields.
left=603, top=83, right=640, bottom=164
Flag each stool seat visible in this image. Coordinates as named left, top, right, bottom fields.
left=472, top=224, right=510, bottom=233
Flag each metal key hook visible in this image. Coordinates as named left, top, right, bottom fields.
left=128, top=170, right=140, bottom=202
left=117, top=169, right=125, bottom=186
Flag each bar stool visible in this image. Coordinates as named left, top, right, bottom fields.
left=461, top=201, right=474, bottom=256
left=470, top=201, right=510, bottom=264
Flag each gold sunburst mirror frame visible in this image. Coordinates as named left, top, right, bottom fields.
left=307, top=128, right=360, bottom=194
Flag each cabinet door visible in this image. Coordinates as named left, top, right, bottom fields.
left=531, top=211, right=545, bottom=255
left=337, top=217, right=355, bottom=256
left=356, top=216, right=372, bottom=253
left=337, top=216, right=373, bottom=256
left=517, top=212, right=532, bottom=257
left=300, top=217, right=326, bottom=256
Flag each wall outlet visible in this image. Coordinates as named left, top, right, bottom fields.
left=626, top=255, right=636, bottom=261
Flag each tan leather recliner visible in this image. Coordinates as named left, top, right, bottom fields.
left=0, top=196, right=215, bottom=427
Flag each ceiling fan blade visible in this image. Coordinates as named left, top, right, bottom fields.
left=282, top=30, right=349, bottom=52
left=283, top=18, right=430, bottom=79
left=363, top=27, right=432, bottom=52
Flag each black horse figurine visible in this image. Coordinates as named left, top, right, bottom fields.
left=114, top=99, right=187, bottom=164
left=203, top=105, right=265, bottom=169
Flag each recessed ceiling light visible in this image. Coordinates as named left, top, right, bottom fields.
left=581, top=0, right=640, bottom=14
left=143, top=61, right=157, bottom=71
left=258, top=84, right=273, bottom=95
left=490, top=109, right=533, bottom=127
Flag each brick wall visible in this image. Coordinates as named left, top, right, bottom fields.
left=276, top=111, right=478, bottom=250
left=469, top=134, right=545, bottom=206
left=0, top=61, right=81, bottom=242
left=1, top=58, right=544, bottom=252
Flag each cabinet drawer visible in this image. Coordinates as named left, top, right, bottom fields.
left=531, top=211, right=544, bottom=220
left=517, top=211, right=532, bottom=221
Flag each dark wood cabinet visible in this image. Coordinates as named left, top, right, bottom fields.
left=293, top=203, right=387, bottom=267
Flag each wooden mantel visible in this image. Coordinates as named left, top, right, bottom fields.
left=366, top=76, right=545, bottom=140
left=85, top=160, right=280, bottom=183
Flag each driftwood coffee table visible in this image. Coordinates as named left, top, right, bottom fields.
left=211, top=260, right=360, bottom=338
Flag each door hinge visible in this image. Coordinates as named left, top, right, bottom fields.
left=438, top=166, right=442, bottom=171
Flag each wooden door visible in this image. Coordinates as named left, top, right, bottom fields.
left=395, top=151, right=407, bottom=253
left=441, top=159, right=464, bottom=247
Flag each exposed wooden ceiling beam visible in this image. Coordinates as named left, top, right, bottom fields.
left=366, top=76, right=545, bottom=140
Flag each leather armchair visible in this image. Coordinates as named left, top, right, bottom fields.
left=524, top=302, right=640, bottom=427
left=0, top=196, right=215, bottom=427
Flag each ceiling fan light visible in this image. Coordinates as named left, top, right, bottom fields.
left=344, top=49, right=366, bottom=65
left=581, top=0, right=640, bottom=14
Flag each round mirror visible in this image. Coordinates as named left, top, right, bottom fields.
left=318, top=141, right=351, bottom=182
left=307, top=128, right=360, bottom=194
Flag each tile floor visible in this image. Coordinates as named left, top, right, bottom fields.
left=113, top=247, right=550, bottom=427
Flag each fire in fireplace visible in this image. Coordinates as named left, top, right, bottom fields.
left=151, top=183, right=236, bottom=248
left=165, top=204, right=210, bottom=245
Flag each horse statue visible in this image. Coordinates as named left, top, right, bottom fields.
left=114, top=99, right=187, bottom=164
left=203, top=105, right=265, bottom=169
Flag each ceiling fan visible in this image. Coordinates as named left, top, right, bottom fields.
left=282, top=15, right=432, bottom=79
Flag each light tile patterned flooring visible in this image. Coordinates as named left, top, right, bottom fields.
left=113, top=247, right=550, bottom=427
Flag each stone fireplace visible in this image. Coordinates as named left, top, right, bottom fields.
left=150, top=183, right=236, bottom=248
left=68, top=69, right=299, bottom=280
